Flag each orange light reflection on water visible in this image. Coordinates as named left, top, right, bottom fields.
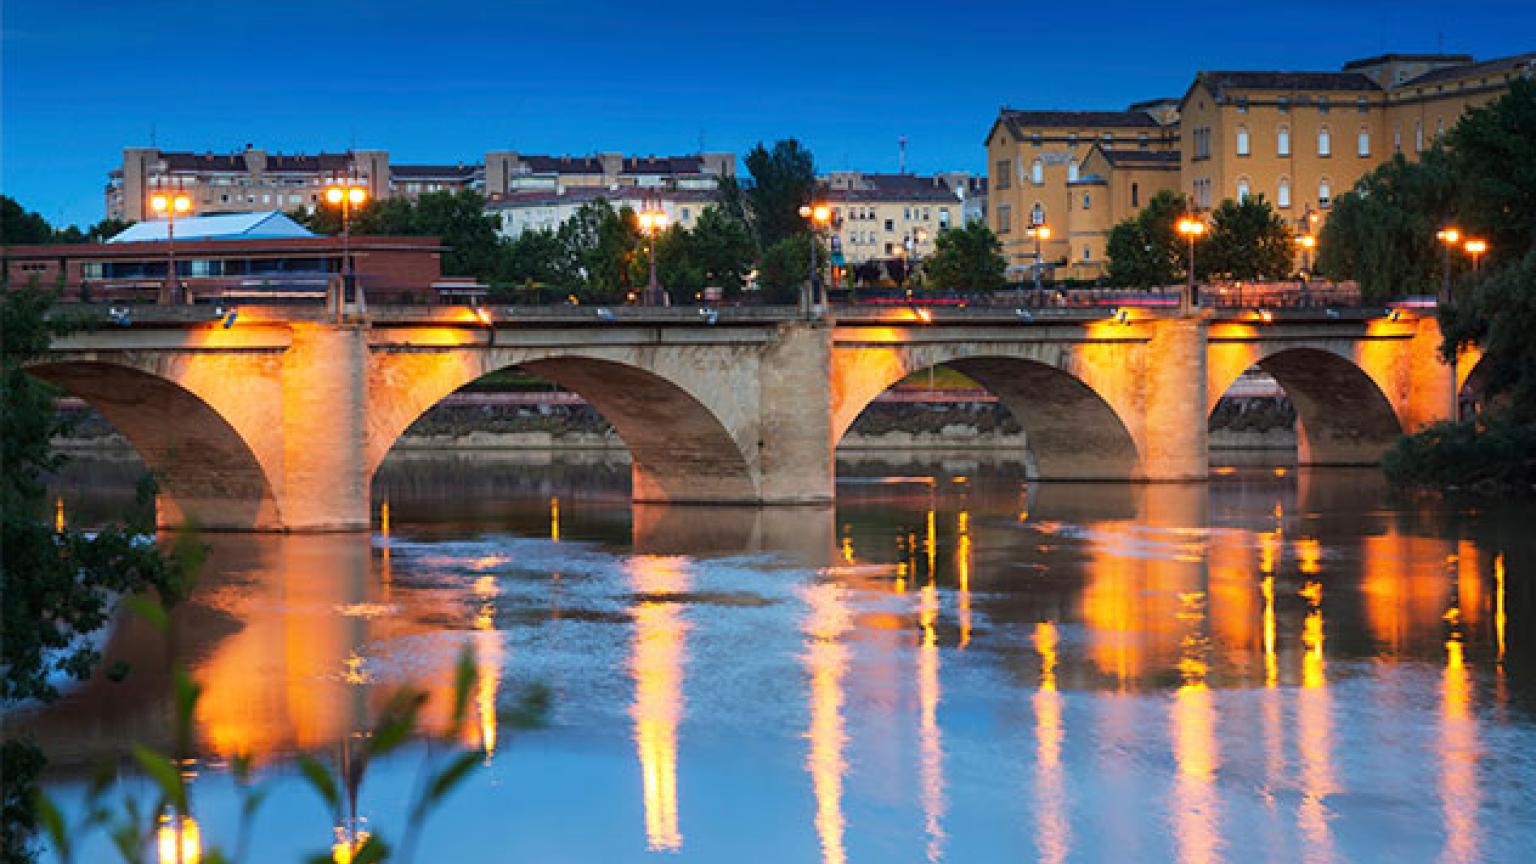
left=628, top=557, right=689, bottom=852
left=803, top=582, right=852, bottom=864
left=1297, top=584, right=1334, bottom=863
left=1441, top=632, right=1480, bottom=862
left=917, top=579, right=945, bottom=863
left=1171, top=591, right=1220, bottom=864
left=1033, top=621, right=1069, bottom=864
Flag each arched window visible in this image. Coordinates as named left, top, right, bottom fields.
left=1131, top=182, right=1140, bottom=207
left=1357, top=127, right=1371, bottom=157
left=1318, top=178, right=1332, bottom=208
left=1415, top=121, right=1424, bottom=151
left=1082, top=192, right=1091, bottom=210
left=1067, top=159, right=1079, bottom=182
left=1318, top=126, right=1331, bottom=156
left=1277, top=125, right=1291, bottom=156
left=1277, top=177, right=1291, bottom=208
left=1236, top=126, right=1251, bottom=156
left=1236, top=177, right=1251, bottom=202
left=1031, top=159, right=1044, bottom=185
left=1394, top=126, right=1402, bottom=153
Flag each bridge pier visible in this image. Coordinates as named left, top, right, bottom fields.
left=1139, top=318, right=1210, bottom=481
left=755, top=320, right=836, bottom=504
left=276, top=323, right=371, bottom=531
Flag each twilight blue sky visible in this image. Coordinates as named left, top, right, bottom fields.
left=4, top=0, right=1533, bottom=227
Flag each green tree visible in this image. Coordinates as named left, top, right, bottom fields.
left=923, top=221, right=1007, bottom=291
left=665, top=206, right=755, bottom=297
left=557, top=199, right=638, bottom=301
left=85, top=218, right=134, bottom=242
left=1205, top=195, right=1294, bottom=280
left=2, top=286, right=184, bottom=862
left=740, top=140, right=817, bottom=251
left=414, top=191, right=502, bottom=278
left=497, top=227, right=572, bottom=297
left=1, top=196, right=54, bottom=245
left=1105, top=190, right=1188, bottom=287
left=1315, top=152, right=1456, bottom=301
left=757, top=233, right=824, bottom=304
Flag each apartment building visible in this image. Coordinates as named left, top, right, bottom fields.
left=987, top=50, right=1533, bottom=280
left=486, top=186, right=721, bottom=239
left=107, top=146, right=736, bottom=221
left=824, top=172, right=971, bottom=265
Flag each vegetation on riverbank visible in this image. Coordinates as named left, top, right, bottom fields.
left=1347, top=80, right=1536, bottom=494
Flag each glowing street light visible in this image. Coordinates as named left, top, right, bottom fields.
left=637, top=203, right=669, bottom=306
left=1464, top=238, right=1489, bottom=272
left=1176, top=216, right=1208, bottom=312
left=156, top=813, right=202, bottom=864
left=1437, top=227, right=1463, bottom=301
left=324, top=181, right=370, bottom=322
left=798, top=202, right=834, bottom=314
left=1025, top=223, right=1052, bottom=293
left=149, top=191, right=192, bottom=304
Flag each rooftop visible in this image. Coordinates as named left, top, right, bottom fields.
left=1195, top=70, right=1382, bottom=93
left=1399, top=51, right=1536, bottom=87
left=1095, top=149, right=1182, bottom=168
left=1342, top=52, right=1475, bottom=70
left=485, top=186, right=721, bottom=209
left=1001, top=109, right=1165, bottom=130
left=106, top=211, right=315, bottom=243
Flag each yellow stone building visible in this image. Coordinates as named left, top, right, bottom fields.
left=987, top=51, right=1535, bottom=281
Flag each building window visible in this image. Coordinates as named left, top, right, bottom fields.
left=1317, top=97, right=1330, bottom=114
left=1277, top=177, right=1291, bottom=208
left=1031, top=160, right=1044, bottom=185
left=1236, top=126, right=1250, bottom=156
left=922, top=208, right=930, bottom=221
left=939, top=208, right=951, bottom=228
left=1318, top=179, right=1332, bottom=208
left=1067, top=133, right=1078, bottom=145
left=885, top=218, right=894, bottom=231
left=1138, top=133, right=1149, bottom=149
left=1318, top=126, right=1331, bottom=157
left=1102, top=133, right=1113, bottom=144
left=682, top=207, right=691, bottom=220
left=1278, top=97, right=1290, bottom=114
left=1357, top=97, right=1370, bottom=113
left=1131, top=182, right=1140, bottom=207
left=1084, top=246, right=1092, bottom=261
left=1236, top=177, right=1250, bottom=202
left=1031, top=133, right=1041, bottom=147
left=1394, top=126, right=1402, bottom=153
left=1357, top=128, right=1370, bottom=157
left=1068, top=160, right=1079, bottom=182
left=1237, top=97, right=1249, bottom=113
left=903, top=207, right=911, bottom=220
left=1436, top=116, right=1445, bottom=138
left=1416, top=121, right=1424, bottom=151
left=997, top=205, right=1011, bottom=233
left=1082, top=192, right=1091, bottom=209
left=1277, top=125, right=1291, bottom=156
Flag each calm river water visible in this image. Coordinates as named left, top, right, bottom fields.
left=25, top=452, right=1536, bottom=862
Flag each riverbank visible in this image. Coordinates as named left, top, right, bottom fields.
left=53, top=393, right=1297, bottom=453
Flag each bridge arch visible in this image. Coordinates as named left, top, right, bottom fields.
left=1208, top=346, right=1403, bottom=465
left=25, top=360, right=283, bottom=530
left=832, top=346, right=1142, bottom=480
left=366, top=348, right=760, bottom=503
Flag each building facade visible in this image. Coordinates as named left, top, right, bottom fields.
left=486, top=186, right=722, bottom=239
left=823, top=172, right=970, bottom=265
left=985, top=108, right=1180, bottom=277
left=107, top=147, right=735, bottom=221
left=987, top=50, right=1534, bottom=281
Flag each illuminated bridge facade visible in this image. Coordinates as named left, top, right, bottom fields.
left=31, top=305, right=1467, bottom=531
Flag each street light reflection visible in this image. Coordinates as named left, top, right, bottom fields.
left=629, top=556, right=690, bottom=852
left=803, top=582, right=852, bottom=864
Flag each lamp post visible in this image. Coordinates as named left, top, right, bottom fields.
left=149, top=191, right=192, bottom=305
left=324, top=181, right=369, bottom=321
left=1176, top=216, right=1207, bottom=312
left=637, top=202, right=668, bottom=306
left=1464, top=238, right=1489, bottom=272
left=1025, top=223, right=1052, bottom=294
left=798, top=202, right=832, bottom=314
left=905, top=227, right=928, bottom=286
left=1436, top=227, right=1462, bottom=302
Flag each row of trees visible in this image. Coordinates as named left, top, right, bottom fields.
left=1, top=197, right=132, bottom=245
left=1105, top=191, right=1295, bottom=288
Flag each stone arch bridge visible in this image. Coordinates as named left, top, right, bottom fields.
left=31, top=305, right=1461, bottom=531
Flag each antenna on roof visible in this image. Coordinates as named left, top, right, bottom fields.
left=899, top=136, right=908, bottom=174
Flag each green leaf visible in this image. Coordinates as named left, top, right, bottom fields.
left=122, top=593, right=169, bottom=635
left=35, top=791, right=68, bottom=858
left=450, top=645, right=477, bottom=734
left=295, top=753, right=340, bottom=815
left=353, top=835, right=390, bottom=864
left=428, top=750, right=482, bottom=804
left=131, top=743, right=185, bottom=812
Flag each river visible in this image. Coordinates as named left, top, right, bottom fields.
left=23, top=452, right=1536, bottom=862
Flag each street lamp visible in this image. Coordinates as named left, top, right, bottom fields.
left=637, top=203, right=669, bottom=306
left=324, top=181, right=369, bottom=320
left=1176, top=216, right=1207, bottom=312
left=798, top=202, right=833, bottom=314
left=1025, top=224, right=1052, bottom=293
left=905, top=228, right=929, bottom=286
left=1436, top=227, right=1462, bottom=301
left=1464, top=238, right=1489, bottom=272
left=149, top=191, right=192, bottom=304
